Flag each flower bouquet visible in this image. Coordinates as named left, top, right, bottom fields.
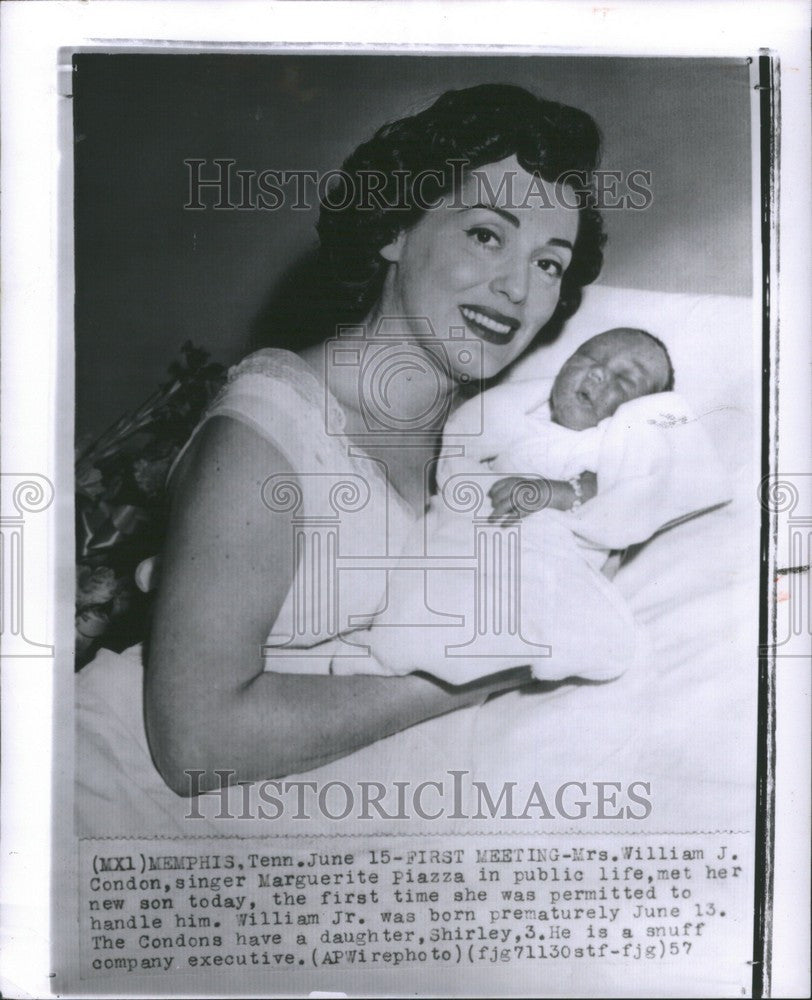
left=75, top=342, right=226, bottom=669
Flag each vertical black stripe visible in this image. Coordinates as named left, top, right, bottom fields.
left=753, top=49, right=778, bottom=1000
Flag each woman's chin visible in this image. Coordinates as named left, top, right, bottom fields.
left=476, top=348, right=521, bottom=382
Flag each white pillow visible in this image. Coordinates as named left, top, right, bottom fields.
left=505, top=284, right=757, bottom=480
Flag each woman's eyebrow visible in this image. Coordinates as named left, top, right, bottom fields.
left=466, top=203, right=520, bottom=228
left=463, top=204, right=575, bottom=251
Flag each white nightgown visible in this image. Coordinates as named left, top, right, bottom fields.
left=76, top=348, right=418, bottom=833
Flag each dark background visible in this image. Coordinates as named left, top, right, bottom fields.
left=73, top=53, right=752, bottom=440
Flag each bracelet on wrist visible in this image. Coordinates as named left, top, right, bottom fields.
left=567, top=474, right=583, bottom=511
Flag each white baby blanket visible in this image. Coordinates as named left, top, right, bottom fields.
left=441, top=379, right=731, bottom=558
left=267, top=380, right=731, bottom=686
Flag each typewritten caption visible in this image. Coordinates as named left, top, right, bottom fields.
left=79, top=836, right=751, bottom=979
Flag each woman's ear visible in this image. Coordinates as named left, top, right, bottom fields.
left=379, top=230, right=407, bottom=263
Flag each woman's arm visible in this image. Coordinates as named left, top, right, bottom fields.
left=145, top=416, right=523, bottom=796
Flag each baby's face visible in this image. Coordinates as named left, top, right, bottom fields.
left=550, top=328, right=671, bottom=430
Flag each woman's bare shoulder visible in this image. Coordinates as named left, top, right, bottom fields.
left=170, top=413, right=294, bottom=508
left=159, top=415, right=298, bottom=626
left=147, top=415, right=297, bottom=690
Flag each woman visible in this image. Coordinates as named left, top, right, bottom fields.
left=79, top=84, right=606, bottom=811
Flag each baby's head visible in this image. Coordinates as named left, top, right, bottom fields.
left=550, top=327, right=674, bottom=430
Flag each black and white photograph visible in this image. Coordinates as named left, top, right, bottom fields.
left=0, top=2, right=809, bottom=998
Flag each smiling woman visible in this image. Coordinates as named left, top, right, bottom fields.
left=315, top=84, right=605, bottom=348
left=75, top=82, right=612, bottom=803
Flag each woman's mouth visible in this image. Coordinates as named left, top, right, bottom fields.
left=458, top=305, right=520, bottom=344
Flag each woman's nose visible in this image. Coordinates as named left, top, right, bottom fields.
left=587, top=363, right=606, bottom=383
left=490, top=263, right=528, bottom=304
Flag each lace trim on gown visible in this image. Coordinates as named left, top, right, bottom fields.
left=167, top=348, right=347, bottom=482
left=218, top=348, right=347, bottom=433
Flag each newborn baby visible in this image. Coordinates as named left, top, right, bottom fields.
left=465, top=326, right=676, bottom=532
left=266, top=328, right=729, bottom=684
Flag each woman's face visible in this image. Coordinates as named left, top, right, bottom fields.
left=378, top=156, right=579, bottom=381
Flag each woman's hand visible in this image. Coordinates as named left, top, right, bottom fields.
left=144, top=416, right=531, bottom=797
left=487, top=471, right=598, bottom=524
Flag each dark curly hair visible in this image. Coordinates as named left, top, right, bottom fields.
left=316, top=84, right=607, bottom=339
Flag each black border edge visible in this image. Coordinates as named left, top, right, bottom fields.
left=752, top=49, right=779, bottom=1000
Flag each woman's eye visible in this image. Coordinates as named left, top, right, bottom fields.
left=535, top=257, right=564, bottom=278
left=466, top=226, right=501, bottom=247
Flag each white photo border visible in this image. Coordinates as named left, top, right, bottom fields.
left=0, top=3, right=809, bottom=998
